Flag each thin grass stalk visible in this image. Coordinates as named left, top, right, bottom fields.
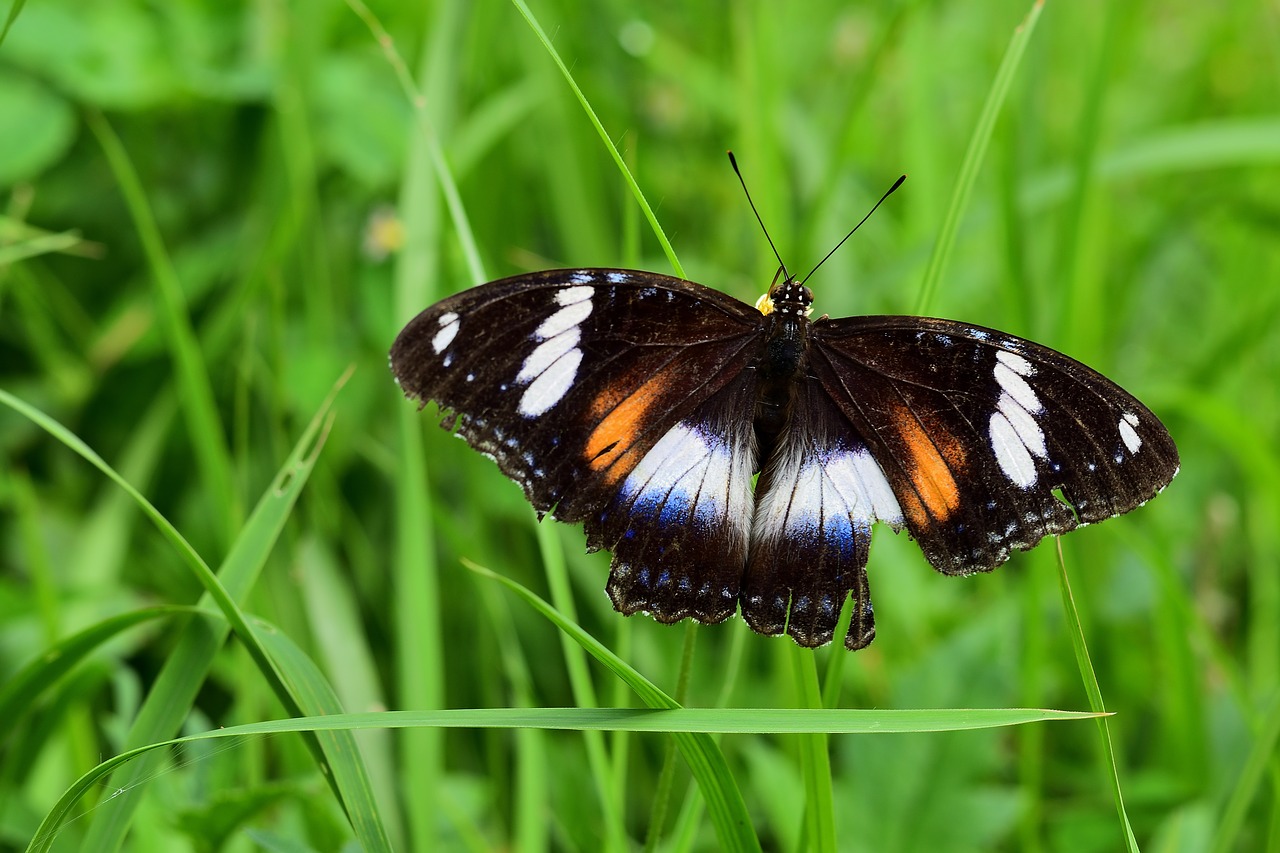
left=1055, top=540, right=1139, bottom=852
left=85, top=110, right=242, bottom=547
left=914, top=0, right=1043, bottom=316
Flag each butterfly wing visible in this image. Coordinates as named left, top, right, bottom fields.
left=595, top=368, right=760, bottom=624
left=390, top=268, right=767, bottom=623
left=745, top=379, right=907, bottom=650
left=808, top=316, right=1179, bottom=576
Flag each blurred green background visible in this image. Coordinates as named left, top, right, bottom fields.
left=2, top=0, right=1279, bottom=850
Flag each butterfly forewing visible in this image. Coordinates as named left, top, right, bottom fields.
left=809, top=316, right=1179, bottom=575
left=390, top=269, right=768, bottom=620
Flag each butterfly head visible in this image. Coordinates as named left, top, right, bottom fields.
left=755, top=276, right=814, bottom=318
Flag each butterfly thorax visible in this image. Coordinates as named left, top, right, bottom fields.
left=753, top=277, right=815, bottom=463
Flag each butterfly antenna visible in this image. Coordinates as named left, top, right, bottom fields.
left=728, top=151, right=791, bottom=281
left=800, top=174, right=906, bottom=286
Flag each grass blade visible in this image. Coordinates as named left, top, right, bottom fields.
left=84, top=110, right=242, bottom=547
left=4, top=375, right=391, bottom=853
left=509, top=0, right=684, bottom=279
left=0, top=606, right=197, bottom=742
left=793, top=648, right=835, bottom=853
left=1212, top=693, right=1280, bottom=853
left=0, top=0, right=26, bottom=48
left=466, top=560, right=763, bottom=853
left=252, top=617, right=394, bottom=853
left=26, top=701, right=1104, bottom=849
left=536, top=522, right=629, bottom=851
left=345, top=0, right=486, bottom=286
left=915, top=0, right=1043, bottom=315
left=1055, top=540, right=1140, bottom=852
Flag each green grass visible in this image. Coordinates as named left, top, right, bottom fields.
left=2, top=0, right=1278, bottom=850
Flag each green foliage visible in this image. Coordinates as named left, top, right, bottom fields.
left=2, top=0, right=1278, bottom=850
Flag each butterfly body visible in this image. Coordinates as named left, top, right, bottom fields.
left=752, top=280, right=814, bottom=459
left=391, top=268, right=1178, bottom=650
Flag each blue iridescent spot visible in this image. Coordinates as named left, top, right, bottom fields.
left=658, top=494, right=690, bottom=524
left=823, top=514, right=858, bottom=557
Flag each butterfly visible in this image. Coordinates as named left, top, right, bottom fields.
left=390, top=266, right=1179, bottom=651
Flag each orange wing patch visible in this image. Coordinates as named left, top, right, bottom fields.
left=585, top=367, right=681, bottom=485
left=890, top=402, right=966, bottom=529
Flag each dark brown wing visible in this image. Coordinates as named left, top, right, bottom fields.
left=390, top=268, right=768, bottom=623
left=390, top=268, right=766, bottom=521
left=808, top=316, right=1179, bottom=576
left=595, top=369, right=761, bottom=624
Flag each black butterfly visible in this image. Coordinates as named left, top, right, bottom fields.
left=390, top=267, right=1178, bottom=650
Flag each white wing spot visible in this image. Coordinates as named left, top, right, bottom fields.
left=989, top=410, right=1038, bottom=488
left=537, top=299, right=593, bottom=339
left=556, top=285, right=594, bottom=306
left=432, top=312, right=460, bottom=354
left=513, top=291, right=593, bottom=417
left=518, top=328, right=581, bottom=383
left=606, top=271, right=629, bottom=284
left=1119, top=413, right=1142, bottom=454
left=518, top=349, right=583, bottom=417
left=996, top=350, right=1033, bottom=375
left=997, top=392, right=1047, bottom=459
left=570, top=270, right=594, bottom=284
left=994, top=360, right=1042, bottom=413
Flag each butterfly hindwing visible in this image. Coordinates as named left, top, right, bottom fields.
left=808, top=316, right=1179, bottom=575
left=591, top=370, right=760, bottom=625
left=390, top=269, right=766, bottom=524
left=745, top=380, right=906, bottom=649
